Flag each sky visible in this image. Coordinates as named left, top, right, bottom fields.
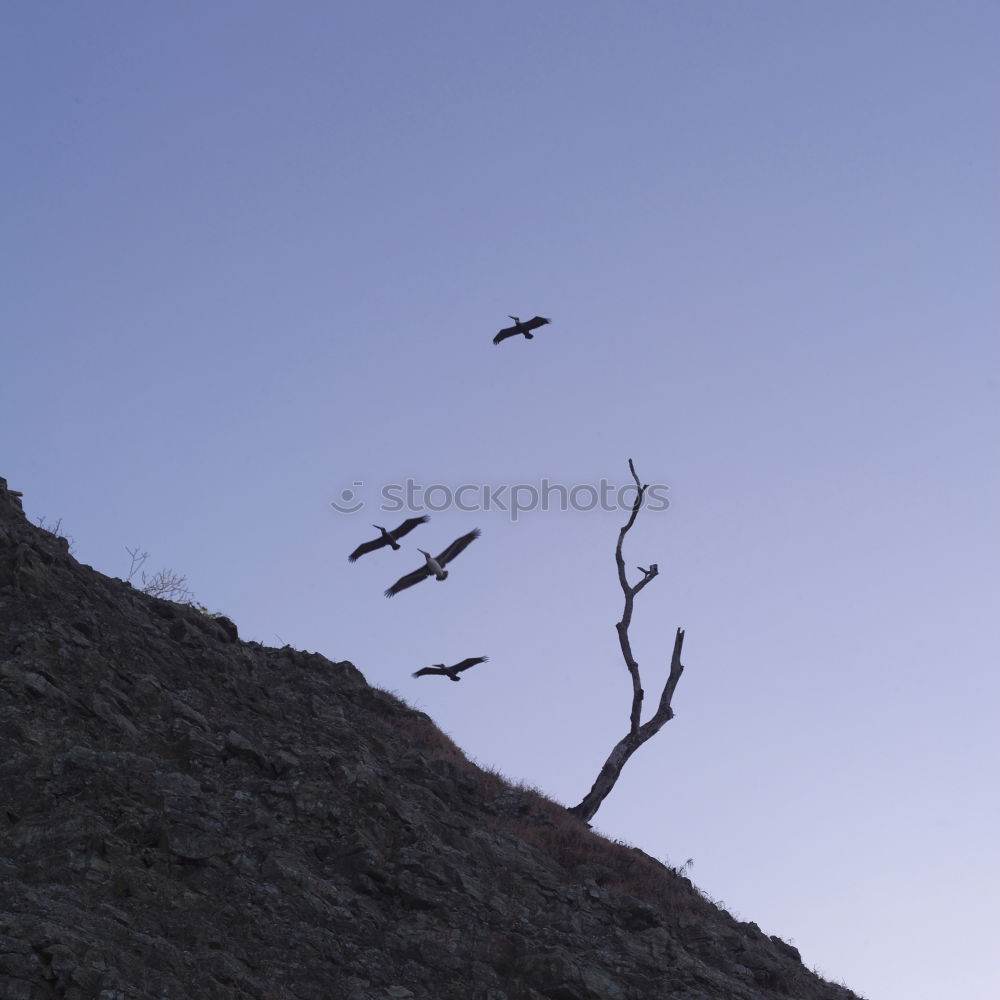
left=2, top=2, right=998, bottom=997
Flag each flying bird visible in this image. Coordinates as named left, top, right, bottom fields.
left=348, top=516, right=429, bottom=563
left=384, top=528, right=481, bottom=597
left=493, top=315, right=551, bottom=345
left=412, top=656, right=489, bottom=682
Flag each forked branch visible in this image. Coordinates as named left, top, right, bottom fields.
left=568, top=459, right=686, bottom=824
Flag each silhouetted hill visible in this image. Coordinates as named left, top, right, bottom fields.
left=0, top=476, right=863, bottom=1000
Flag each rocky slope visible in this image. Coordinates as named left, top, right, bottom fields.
left=0, top=476, right=863, bottom=1000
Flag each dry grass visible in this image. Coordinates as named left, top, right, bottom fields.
left=365, top=685, right=730, bottom=927
left=395, top=715, right=475, bottom=771
left=346, top=681, right=843, bottom=993
left=484, top=778, right=719, bottom=921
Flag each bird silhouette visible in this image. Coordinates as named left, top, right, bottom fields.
left=384, top=528, right=481, bottom=597
left=493, top=315, right=551, bottom=345
left=412, top=656, right=489, bottom=681
left=348, top=516, right=429, bottom=562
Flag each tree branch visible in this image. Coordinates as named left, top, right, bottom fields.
left=567, top=460, right=686, bottom=825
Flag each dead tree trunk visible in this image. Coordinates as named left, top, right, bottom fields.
left=567, top=459, right=687, bottom=824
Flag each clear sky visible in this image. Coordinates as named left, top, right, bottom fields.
left=3, top=3, right=998, bottom=998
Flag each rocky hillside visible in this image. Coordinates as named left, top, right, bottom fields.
left=0, top=476, right=863, bottom=1000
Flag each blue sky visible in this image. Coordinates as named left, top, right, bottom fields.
left=3, top=3, right=998, bottom=998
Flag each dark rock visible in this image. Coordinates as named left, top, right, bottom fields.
left=213, top=615, right=239, bottom=642
left=770, top=935, right=803, bottom=963
left=0, top=476, right=863, bottom=1000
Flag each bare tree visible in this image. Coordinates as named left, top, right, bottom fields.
left=125, top=545, right=195, bottom=604
left=568, top=459, right=687, bottom=824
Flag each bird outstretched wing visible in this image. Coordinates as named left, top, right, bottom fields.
left=390, top=515, right=430, bottom=541
left=493, top=324, right=520, bottom=345
left=452, top=656, right=488, bottom=674
left=348, top=537, right=385, bottom=563
left=436, top=528, right=481, bottom=566
left=412, top=665, right=448, bottom=678
left=522, top=316, right=551, bottom=332
left=384, top=564, right=433, bottom=597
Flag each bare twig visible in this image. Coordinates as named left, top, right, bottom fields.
left=124, top=545, right=149, bottom=584
left=139, top=568, right=194, bottom=603
left=125, top=545, right=195, bottom=604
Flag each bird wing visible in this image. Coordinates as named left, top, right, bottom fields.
left=523, top=316, right=551, bottom=332
left=493, top=324, right=519, bottom=345
left=436, top=528, right=481, bottom=566
left=452, top=656, right=488, bottom=674
left=348, top=536, right=385, bottom=562
left=389, top=515, right=430, bottom=541
left=412, top=666, right=447, bottom=678
left=384, top=564, right=433, bottom=597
